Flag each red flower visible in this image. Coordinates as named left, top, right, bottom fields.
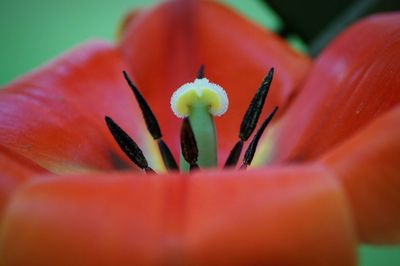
left=0, top=1, right=399, bottom=265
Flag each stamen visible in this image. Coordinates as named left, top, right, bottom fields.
left=240, top=106, right=278, bottom=169
left=224, top=68, right=274, bottom=168
left=123, top=71, right=161, bottom=139
left=123, top=71, right=178, bottom=171
left=105, top=116, right=155, bottom=174
left=240, top=68, right=274, bottom=140
left=223, top=140, right=244, bottom=167
left=171, top=66, right=222, bottom=171
left=180, top=118, right=199, bottom=171
left=197, top=64, right=205, bottom=79
left=157, top=139, right=178, bottom=170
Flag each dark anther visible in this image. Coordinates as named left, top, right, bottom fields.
left=157, top=139, right=178, bottom=170
left=241, top=106, right=278, bottom=169
left=144, top=167, right=156, bottom=174
left=105, top=116, right=155, bottom=174
left=123, top=71, right=161, bottom=139
left=224, top=140, right=244, bottom=168
left=197, top=64, right=205, bottom=79
left=224, top=68, right=274, bottom=167
left=123, top=71, right=178, bottom=171
left=190, top=164, right=199, bottom=171
left=240, top=67, right=274, bottom=141
left=180, top=118, right=199, bottom=171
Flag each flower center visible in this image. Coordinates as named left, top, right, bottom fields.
left=170, top=75, right=228, bottom=171
left=105, top=66, right=278, bottom=174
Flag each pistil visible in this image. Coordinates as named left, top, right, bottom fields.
left=179, top=101, right=218, bottom=171
left=171, top=66, right=228, bottom=171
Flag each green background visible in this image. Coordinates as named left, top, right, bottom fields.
left=0, top=0, right=283, bottom=86
left=0, top=0, right=399, bottom=264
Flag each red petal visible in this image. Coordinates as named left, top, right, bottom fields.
left=0, top=41, right=150, bottom=173
left=120, top=0, right=311, bottom=159
left=321, top=106, right=400, bottom=244
left=0, top=145, right=47, bottom=181
left=0, top=166, right=355, bottom=265
left=0, top=145, right=47, bottom=216
left=271, top=13, right=400, bottom=163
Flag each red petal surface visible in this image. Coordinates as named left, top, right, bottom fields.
left=321, top=106, right=400, bottom=244
left=0, top=41, right=151, bottom=173
left=0, top=166, right=355, bottom=265
left=270, top=13, right=400, bottom=163
left=0, top=145, right=47, bottom=216
left=120, top=0, right=311, bottom=159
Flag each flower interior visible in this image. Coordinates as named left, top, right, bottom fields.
left=106, top=66, right=278, bottom=173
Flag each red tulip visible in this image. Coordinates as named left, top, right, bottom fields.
left=0, top=1, right=399, bottom=265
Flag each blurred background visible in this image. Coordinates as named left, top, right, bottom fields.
left=0, top=0, right=399, bottom=264
left=1, top=0, right=399, bottom=86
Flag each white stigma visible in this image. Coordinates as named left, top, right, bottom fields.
left=170, top=78, right=229, bottom=118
